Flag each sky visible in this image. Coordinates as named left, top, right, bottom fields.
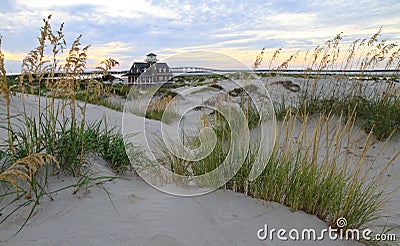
left=1, top=0, right=400, bottom=72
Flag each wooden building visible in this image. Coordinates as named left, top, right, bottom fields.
left=126, top=53, right=172, bottom=84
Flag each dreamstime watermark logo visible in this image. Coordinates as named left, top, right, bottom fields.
left=257, top=217, right=397, bottom=242
left=122, top=51, right=276, bottom=196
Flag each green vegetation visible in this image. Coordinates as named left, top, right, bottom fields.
left=156, top=31, right=400, bottom=244
left=159, top=108, right=396, bottom=241
left=231, top=112, right=392, bottom=232
left=0, top=16, right=138, bottom=235
left=145, top=94, right=180, bottom=123
left=263, top=30, right=400, bottom=140
left=295, top=82, right=400, bottom=140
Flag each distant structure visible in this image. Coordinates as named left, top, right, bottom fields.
left=126, top=53, right=172, bottom=84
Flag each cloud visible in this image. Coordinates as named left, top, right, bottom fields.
left=19, top=0, right=179, bottom=19
left=1, top=0, right=399, bottom=71
left=87, top=41, right=136, bottom=69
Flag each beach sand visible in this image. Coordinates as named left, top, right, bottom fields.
left=1, top=77, right=398, bottom=245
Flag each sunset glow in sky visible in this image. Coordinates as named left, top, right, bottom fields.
left=1, top=0, right=400, bottom=72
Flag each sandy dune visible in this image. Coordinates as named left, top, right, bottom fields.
left=1, top=78, right=397, bottom=245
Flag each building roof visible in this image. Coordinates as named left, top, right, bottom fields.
left=133, top=62, right=149, bottom=70
left=129, top=62, right=170, bottom=75
left=147, top=53, right=157, bottom=56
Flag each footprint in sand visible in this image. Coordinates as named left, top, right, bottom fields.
left=121, top=193, right=141, bottom=203
left=145, top=234, right=186, bottom=246
left=271, top=80, right=301, bottom=92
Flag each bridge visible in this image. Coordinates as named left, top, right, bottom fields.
left=170, top=67, right=222, bottom=75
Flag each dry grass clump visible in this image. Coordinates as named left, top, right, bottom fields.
left=0, top=16, right=136, bottom=236
left=250, top=30, right=400, bottom=242
left=146, top=94, right=180, bottom=123
left=245, top=111, right=397, bottom=231
left=263, top=30, right=400, bottom=140
left=0, top=37, right=16, bottom=159
left=0, top=153, right=59, bottom=194
left=155, top=31, right=400, bottom=242
left=159, top=105, right=396, bottom=241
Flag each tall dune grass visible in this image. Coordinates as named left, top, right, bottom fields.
left=158, top=106, right=397, bottom=236
left=154, top=30, right=400, bottom=244
left=262, top=31, right=399, bottom=242
left=0, top=16, right=136, bottom=236
left=262, top=30, right=400, bottom=140
left=1, top=20, right=398, bottom=244
left=247, top=111, right=397, bottom=231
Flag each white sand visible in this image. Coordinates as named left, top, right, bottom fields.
left=1, top=80, right=397, bottom=245
left=0, top=165, right=358, bottom=246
